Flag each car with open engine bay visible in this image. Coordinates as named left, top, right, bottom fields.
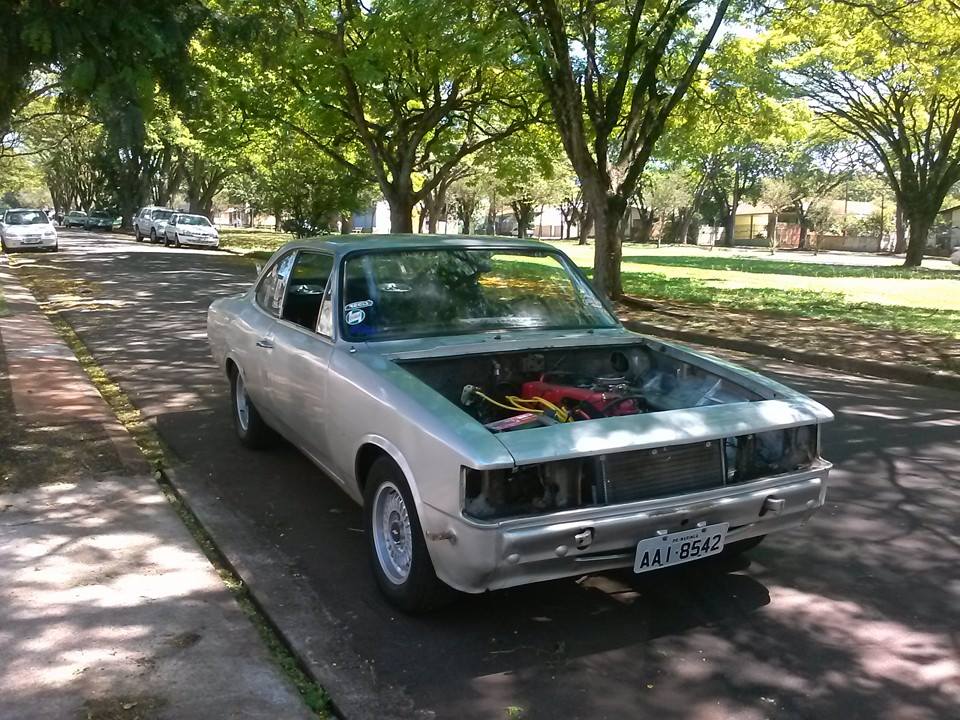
left=207, top=236, right=833, bottom=612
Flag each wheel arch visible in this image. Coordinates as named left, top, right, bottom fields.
left=354, top=436, right=423, bottom=510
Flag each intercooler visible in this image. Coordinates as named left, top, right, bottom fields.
left=601, top=440, right=725, bottom=503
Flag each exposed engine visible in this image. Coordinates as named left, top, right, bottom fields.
left=397, top=342, right=761, bottom=434
left=394, top=342, right=815, bottom=521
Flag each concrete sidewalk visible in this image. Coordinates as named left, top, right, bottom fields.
left=0, top=261, right=315, bottom=719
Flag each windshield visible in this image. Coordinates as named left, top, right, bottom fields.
left=154, top=210, right=173, bottom=220
left=5, top=210, right=49, bottom=225
left=340, top=248, right=617, bottom=341
left=179, top=215, right=212, bottom=226
left=91, top=211, right=113, bottom=218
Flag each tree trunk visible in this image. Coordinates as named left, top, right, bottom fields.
left=388, top=193, right=415, bottom=233
left=578, top=205, right=593, bottom=245
left=340, top=213, right=352, bottom=234
left=723, top=168, right=741, bottom=247
left=462, top=211, right=472, bottom=235
left=904, top=211, right=931, bottom=267
left=895, top=204, right=907, bottom=254
left=427, top=187, right=446, bottom=234
left=589, top=193, right=627, bottom=299
left=768, top=212, right=778, bottom=254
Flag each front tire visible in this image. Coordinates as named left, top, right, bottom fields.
left=363, top=457, right=455, bottom=613
left=174, top=234, right=181, bottom=248
left=229, top=366, right=277, bottom=449
left=150, top=229, right=157, bottom=243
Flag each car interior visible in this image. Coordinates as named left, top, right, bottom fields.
left=281, top=251, right=335, bottom=331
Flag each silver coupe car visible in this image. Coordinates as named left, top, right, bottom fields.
left=208, top=236, right=833, bottom=612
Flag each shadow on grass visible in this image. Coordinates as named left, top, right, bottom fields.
left=621, top=254, right=960, bottom=280
left=620, top=271, right=960, bottom=338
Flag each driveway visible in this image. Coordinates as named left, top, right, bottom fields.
left=13, top=230, right=960, bottom=720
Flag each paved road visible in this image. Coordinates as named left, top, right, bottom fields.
left=15, top=231, right=960, bottom=720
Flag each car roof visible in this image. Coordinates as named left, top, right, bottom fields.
left=5, top=208, right=47, bottom=212
left=273, top=234, right=561, bottom=259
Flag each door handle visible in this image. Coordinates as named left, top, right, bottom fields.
left=255, top=338, right=274, bottom=349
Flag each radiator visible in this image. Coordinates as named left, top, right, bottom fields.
left=602, top=441, right=724, bottom=503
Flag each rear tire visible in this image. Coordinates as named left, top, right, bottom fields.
left=229, top=365, right=277, bottom=449
left=150, top=229, right=157, bottom=243
left=363, top=457, right=456, bottom=613
left=135, top=227, right=142, bottom=241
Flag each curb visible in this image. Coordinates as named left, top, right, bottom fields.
left=619, top=312, right=960, bottom=392
left=157, top=467, right=340, bottom=718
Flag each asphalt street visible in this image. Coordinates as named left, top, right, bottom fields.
left=15, top=230, right=960, bottom=720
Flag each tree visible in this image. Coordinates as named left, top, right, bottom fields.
left=489, top=129, right=574, bottom=238
left=775, top=0, right=960, bottom=266
left=1, top=2, right=207, bottom=223
left=449, top=167, right=495, bottom=234
left=514, top=0, right=732, bottom=297
left=759, top=177, right=797, bottom=253
left=662, top=35, right=808, bottom=247
left=777, top=132, right=859, bottom=248
left=254, top=130, right=377, bottom=236
left=217, top=0, right=539, bottom=233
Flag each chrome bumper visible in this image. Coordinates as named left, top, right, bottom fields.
left=423, top=462, right=830, bottom=593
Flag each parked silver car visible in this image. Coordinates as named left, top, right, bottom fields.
left=134, top=206, right=175, bottom=243
left=163, top=213, right=220, bottom=248
left=207, top=236, right=833, bottom=612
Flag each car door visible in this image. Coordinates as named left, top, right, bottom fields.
left=265, top=250, right=337, bottom=463
left=240, top=250, right=297, bottom=419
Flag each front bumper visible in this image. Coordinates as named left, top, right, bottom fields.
left=180, top=235, right=219, bottom=248
left=3, top=235, right=57, bottom=250
left=422, top=462, right=830, bottom=593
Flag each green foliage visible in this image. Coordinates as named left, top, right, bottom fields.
left=772, top=0, right=960, bottom=264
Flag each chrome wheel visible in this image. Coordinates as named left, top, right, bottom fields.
left=372, top=481, right=413, bottom=584
left=234, top=372, right=250, bottom=432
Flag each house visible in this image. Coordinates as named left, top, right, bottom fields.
left=733, top=199, right=881, bottom=251
left=934, top=203, right=960, bottom=253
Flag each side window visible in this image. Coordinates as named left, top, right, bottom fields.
left=281, top=251, right=335, bottom=331
left=255, top=252, right=296, bottom=317
left=317, top=285, right=334, bottom=337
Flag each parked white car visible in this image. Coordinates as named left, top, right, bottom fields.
left=951, top=248, right=960, bottom=266
left=0, top=208, right=58, bottom=252
left=164, top=213, right=220, bottom=248
left=134, top=206, right=175, bottom=243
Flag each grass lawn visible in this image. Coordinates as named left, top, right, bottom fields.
left=546, top=241, right=960, bottom=338
left=217, top=227, right=293, bottom=258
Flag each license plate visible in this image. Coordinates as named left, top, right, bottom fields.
left=634, top=522, right=729, bottom=573
left=22, top=237, right=41, bottom=244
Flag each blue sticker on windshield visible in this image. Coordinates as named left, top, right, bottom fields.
left=345, top=308, right=366, bottom=325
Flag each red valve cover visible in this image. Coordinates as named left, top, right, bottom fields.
left=520, top=380, right=636, bottom=416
